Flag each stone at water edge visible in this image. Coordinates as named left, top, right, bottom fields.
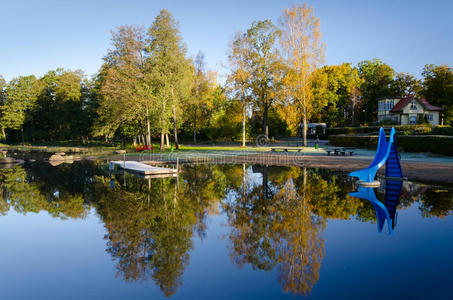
left=115, top=150, right=127, bottom=154
left=0, top=157, right=17, bottom=164
left=55, top=152, right=66, bottom=156
left=49, top=154, right=65, bottom=161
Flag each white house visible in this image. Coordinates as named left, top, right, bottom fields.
left=377, top=95, right=442, bottom=125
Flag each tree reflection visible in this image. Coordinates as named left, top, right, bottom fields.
left=92, top=165, right=227, bottom=297
left=420, top=189, right=453, bottom=218
left=0, top=161, right=451, bottom=298
left=0, top=164, right=89, bottom=219
left=224, top=166, right=363, bottom=296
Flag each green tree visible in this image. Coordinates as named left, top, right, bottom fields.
left=233, top=20, right=282, bottom=139
left=0, top=75, right=5, bottom=108
left=147, top=9, right=192, bottom=150
left=357, top=59, right=395, bottom=122
left=25, top=69, right=86, bottom=141
left=1, top=75, right=39, bottom=141
left=391, top=72, right=421, bottom=98
left=96, top=25, right=154, bottom=145
left=422, top=64, right=453, bottom=125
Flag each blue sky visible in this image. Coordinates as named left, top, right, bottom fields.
left=1, top=0, right=452, bottom=82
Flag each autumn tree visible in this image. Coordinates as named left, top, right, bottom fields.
left=279, top=4, right=325, bottom=145
left=147, top=9, right=192, bottom=150
left=227, top=31, right=252, bottom=146
left=310, top=63, right=362, bottom=127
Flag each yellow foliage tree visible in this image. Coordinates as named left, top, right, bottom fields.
left=279, top=4, right=325, bottom=145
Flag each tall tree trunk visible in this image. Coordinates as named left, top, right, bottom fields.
left=303, top=114, right=308, bottom=147
left=263, top=105, right=269, bottom=139
left=242, top=99, right=246, bottom=147
left=1, top=128, right=6, bottom=142
left=165, top=133, right=170, bottom=148
left=160, top=101, right=166, bottom=150
left=173, top=104, right=179, bottom=149
left=160, top=132, right=165, bottom=150
left=145, top=105, right=151, bottom=146
left=193, top=106, right=197, bottom=143
left=133, top=136, right=137, bottom=147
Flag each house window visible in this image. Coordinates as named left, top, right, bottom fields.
left=410, top=102, right=417, bottom=110
left=409, top=116, right=417, bottom=125
left=427, top=114, right=433, bottom=121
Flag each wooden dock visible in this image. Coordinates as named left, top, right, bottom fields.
left=110, top=161, right=178, bottom=175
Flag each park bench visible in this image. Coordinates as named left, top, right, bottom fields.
left=326, top=147, right=355, bottom=156
left=271, top=147, right=303, bottom=153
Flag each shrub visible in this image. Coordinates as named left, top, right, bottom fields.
left=328, top=134, right=379, bottom=148
left=432, top=126, right=453, bottom=136
left=326, top=125, right=453, bottom=136
left=398, top=135, right=453, bottom=156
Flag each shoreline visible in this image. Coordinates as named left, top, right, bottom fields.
left=108, top=152, right=453, bottom=186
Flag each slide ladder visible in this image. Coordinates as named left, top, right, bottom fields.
left=385, top=142, right=403, bottom=178
left=384, top=180, right=403, bottom=230
left=349, top=127, right=403, bottom=183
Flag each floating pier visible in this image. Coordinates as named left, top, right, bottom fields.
left=110, top=161, right=178, bottom=176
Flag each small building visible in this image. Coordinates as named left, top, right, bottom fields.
left=300, top=123, right=327, bottom=135
left=377, top=95, right=442, bottom=125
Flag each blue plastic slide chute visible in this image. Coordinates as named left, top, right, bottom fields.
left=349, top=186, right=393, bottom=234
left=349, top=127, right=402, bottom=182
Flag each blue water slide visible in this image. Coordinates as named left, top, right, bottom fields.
left=349, top=127, right=396, bottom=182
left=349, top=186, right=392, bottom=234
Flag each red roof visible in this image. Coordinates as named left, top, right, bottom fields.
left=419, top=98, right=443, bottom=111
left=390, top=95, right=442, bottom=113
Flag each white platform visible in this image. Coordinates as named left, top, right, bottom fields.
left=110, top=161, right=178, bottom=175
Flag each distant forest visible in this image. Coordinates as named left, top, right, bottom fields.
left=1, top=6, right=452, bottom=148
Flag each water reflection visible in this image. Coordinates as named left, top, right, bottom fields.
left=0, top=161, right=452, bottom=298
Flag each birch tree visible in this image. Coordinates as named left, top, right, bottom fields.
left=97, top=25, right=154, bottom=145
left=279, top=5, right=325, bottom=146
left=227, top=32, right=252, bottom=146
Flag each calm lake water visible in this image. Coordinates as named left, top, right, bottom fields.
left=0, top=160, right=453, bottom=299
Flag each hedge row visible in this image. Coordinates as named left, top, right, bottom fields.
left=328, top=135, right=379, bottom=149
left=328, top=134, right=453, bottom=156
left=326, top=125, right=453, bottom=137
